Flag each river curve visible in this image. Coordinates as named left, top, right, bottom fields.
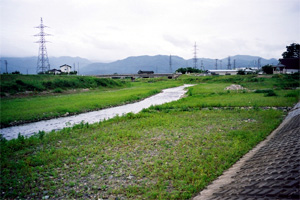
left=1, top=84, right=194, bottom=140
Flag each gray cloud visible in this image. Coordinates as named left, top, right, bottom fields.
left=0, top=0, right=299, bottom=60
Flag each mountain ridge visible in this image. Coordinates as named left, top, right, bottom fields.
left=0, top=55, right=279, bottom=75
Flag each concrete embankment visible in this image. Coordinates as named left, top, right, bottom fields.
left=193, top=102, right=300, bottom=200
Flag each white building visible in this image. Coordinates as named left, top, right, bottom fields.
left=208, top=70, right=238, bottom=75
left=60, top=64, right=72, bottom=73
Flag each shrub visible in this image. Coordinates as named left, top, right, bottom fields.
left=284, top=91, right=299, bottom=98
left=262, top=65, right=273, bottom=74
left=264, top=90, right=277, bottom=97
left=53, top=88, right=63, bottom=93
left=254, top=89, right=273, bottom=93
left=237, top=70, right=245, bottom=75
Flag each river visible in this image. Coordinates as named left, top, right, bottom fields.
left=1, top=84, right=194, bottom=140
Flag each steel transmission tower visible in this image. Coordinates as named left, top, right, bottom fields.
left=35, top=18, right=51, bottom=74
left=215, top=59, right=218, bottom=70
left=227, top=56, right=231, bottom=69
left=193, top=42, right=198, bottom=69
left=220, top=60, right=222, bottom=69
left=200, top=59, right=204, bottom=71
left=257, top=58, right=261, bottom=70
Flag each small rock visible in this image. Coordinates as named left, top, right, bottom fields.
left=64, top=112, right=69, bottom=116
left=127, top=175, right=134, bottom=180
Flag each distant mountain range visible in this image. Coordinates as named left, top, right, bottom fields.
left=0, top=55, right=279, bottom=75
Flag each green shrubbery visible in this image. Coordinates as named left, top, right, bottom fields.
left=273, top=73, right=300, bottom=89
left=0, top=75, right=126, bottom=94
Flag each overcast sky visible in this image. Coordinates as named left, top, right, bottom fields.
left=0, top=0, right=299, bottom=61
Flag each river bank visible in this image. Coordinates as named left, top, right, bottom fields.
left=1, top=84, right=193, bottom=140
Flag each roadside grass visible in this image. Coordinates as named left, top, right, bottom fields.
left=0, top=109, right=284, bottom=199
left=0, top=80, right=180, bottom=127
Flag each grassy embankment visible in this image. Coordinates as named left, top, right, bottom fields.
left=0, top=74, right=299, bottom=199
left=0, top=75, right=180, bottom=127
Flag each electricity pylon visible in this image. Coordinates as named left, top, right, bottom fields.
left=35, top=17, right=51, bottom=74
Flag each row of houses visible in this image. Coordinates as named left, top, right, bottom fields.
left=271, top=58, right=300, bottom=74
left=48, top=64, right=72, bottom=75
left=207, top=58, right=299, bottom=75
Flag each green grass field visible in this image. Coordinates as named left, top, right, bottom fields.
left=0, top=74, right=299, bottom=199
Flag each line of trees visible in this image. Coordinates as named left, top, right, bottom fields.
left=176, top=67, right=204, bottom=74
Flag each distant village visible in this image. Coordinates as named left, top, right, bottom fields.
left=46, top=64, right=77, bottom=75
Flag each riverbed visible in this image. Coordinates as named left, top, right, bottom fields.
left=0, top=84, right=194, bottom=140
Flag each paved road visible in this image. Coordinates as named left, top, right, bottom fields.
left=194, top=102, right=300, bottom=200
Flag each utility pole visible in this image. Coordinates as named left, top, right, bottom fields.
left=233, top=59, right=236, bottom=69
left=215, top=59, right=218, bottom=70
left=169, top=55, right=172, bottom=73
left=35, top=17, right=51, bottom=74
left=227, top=56, right=231, bottom=70
left=193, top=42, right=198, bottom=69
left=5, top=60, right=8, bottom=73
left=77, top=62, right=80, bottom=75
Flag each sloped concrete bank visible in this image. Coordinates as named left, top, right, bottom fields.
left=193, top=102, right=300, bottom=200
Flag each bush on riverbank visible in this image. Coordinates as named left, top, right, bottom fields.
left=0, top=74, right=127, bottom=94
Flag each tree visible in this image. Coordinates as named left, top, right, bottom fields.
left=176, top=67, right=203, bottom=74
left=237, top=69, right=245, bottom=75
left=262, top=65, right=273, bottom=74
left=12, top=71, right=21, bottom=74
left=282, top=43, right=299, bottom=58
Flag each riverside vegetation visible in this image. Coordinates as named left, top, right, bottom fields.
left=0, top=74, right=299, bottom=199
left=0, top=75, right=180, bottom=127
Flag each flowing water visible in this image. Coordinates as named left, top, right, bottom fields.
left=1, top=84, right=194, bottom=140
